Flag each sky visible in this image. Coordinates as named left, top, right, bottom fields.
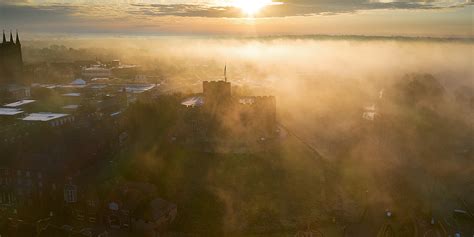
left=0, top=0, right=473, bottom=37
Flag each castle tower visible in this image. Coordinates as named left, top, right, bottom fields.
left=202, top=65, right=232, bottom=103
left=202, top=66, right=233, bottom=112
left=203, top=80, right=232, bottom=102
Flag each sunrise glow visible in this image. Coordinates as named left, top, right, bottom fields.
left=232, top=0, right=274, bottom=16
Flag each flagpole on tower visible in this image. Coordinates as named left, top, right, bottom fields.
left=224, top=64, right=227, bottom=82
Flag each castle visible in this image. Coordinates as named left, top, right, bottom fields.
left=179, top=79, right=277, bottom=151
left=0, top=30, right=23, bottom=83
left=202, top=80, right=276, bottom=137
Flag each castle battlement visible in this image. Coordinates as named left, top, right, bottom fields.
left=251, top=96, right=276, bottom=101
left=203, top=80, right=229, bottom=84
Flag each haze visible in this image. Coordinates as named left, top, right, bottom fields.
left=1, top=0, right=473, bottom=236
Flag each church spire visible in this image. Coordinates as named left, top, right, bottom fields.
left=16, top=30, right=20, bottom=45
left=2, top=30, right=6, bottom=43
left=9, top=30, right=13, bottom=43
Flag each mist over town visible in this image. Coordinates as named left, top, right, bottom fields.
left=0, top=0, right=473, bottom=236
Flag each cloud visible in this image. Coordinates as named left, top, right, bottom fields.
left=0, top=0, right=472, bottom=35
left=126, top=0, right=473, bottom=18
left=0, top=4, right=76, bottom=26
left=1, top=0, right=472, bottom=19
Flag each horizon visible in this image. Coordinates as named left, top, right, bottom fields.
left=9, top=33, right=474, bottom=45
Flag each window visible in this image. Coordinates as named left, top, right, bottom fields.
left=64, top=185, right=77, bottom=203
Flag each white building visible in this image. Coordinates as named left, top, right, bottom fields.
left=22, top=112, right=74, bottom=127
left=4, top=99, right=35, bottom=108
left=82, top=65, right=112, bottom=79
left=0, top=107, right=24, bottom=116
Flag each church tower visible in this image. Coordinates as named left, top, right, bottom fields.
left=0, top=30, right=24, bottom=84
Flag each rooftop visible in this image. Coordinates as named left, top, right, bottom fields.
left=91, top=78, right=110, bottom=81
left=0, top=108, right=24, bottom=116
left=70, top=79, right=86, bottom=85
left=115, top=64, right=138, bottom=69
left=22, top=112, right=69, bottom=122
left=182, top=96, right=204, bottom=107
left=58, top=84, right=87, bottom=89
left=4, top=100, right=36, bottom=107
left=63, top=93, right=81, bottom=97
left=83, top=66, right=111, bottom=72
left=31, top=83, right=58, bottom=89
left=62, top=104, right=80, bottom=110
left=123, top=84, right=156, bottom=94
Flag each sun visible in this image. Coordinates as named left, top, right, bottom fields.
left=232, top=0, right=273, bottom=16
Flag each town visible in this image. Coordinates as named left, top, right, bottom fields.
left=0, top=31, right=280, bottom=236
left=1, top=28, right=473, bottom=237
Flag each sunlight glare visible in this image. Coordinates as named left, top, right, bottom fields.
left=232, top=0, right=273, bottom=16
